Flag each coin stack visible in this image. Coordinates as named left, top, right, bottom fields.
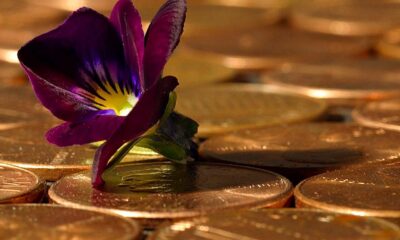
left=0, top=0, right=400, bottom=239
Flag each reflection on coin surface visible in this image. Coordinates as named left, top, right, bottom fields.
left=176, top=84, right=326, bottom=137
left=150, top=209, right=400, bottom=240
left=49, top=162, right=293, bottom=227
left=295, top=163, right=400, bottom=225
left=164, top=51, right=235, bottom=87
left=353, top=99, right=400, bottom=132
left=0, top=204, right=141, bottom=240
left=261, top=59, right=400, bottom=106
left=200, top=123, right=400, bottom=183
left=0, top=164, right=44, bottom=203
left=183, top=26, right=371, bottom=70
left=290, top=0, right=400, bottom=36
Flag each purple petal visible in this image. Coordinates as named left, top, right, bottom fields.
left=92, top=76, right=179, bottom=187
left=46, top=112, right=125, bottom=147
left=18, top=7, right=137, bottom=121
left=143, top=0, right=186, bottom=89
left=110, top=0, right=145, bottom=95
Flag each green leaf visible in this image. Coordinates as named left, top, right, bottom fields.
left=136, top=134, right=188, bottom=163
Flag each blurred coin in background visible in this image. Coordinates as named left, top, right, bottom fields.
left=290, top=0, right=400, bottom=36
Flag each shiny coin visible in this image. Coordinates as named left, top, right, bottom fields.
left=261, top=59, right=400, bottom=107
left=0, top=123, right=161, bottom=181
left=353, top=99, right=400, bottom=132
left=295, top=163, right=400, bottom=225
left=377, top=28, right=400, bottom=59
left=175, top=84, right=326, bottom=137
left=201, top=0, right=290, bottom=9
left=150, top=209, right=400, bottom=240
left=200, top=123, right=400, bottom=183
left=183, top=26, right=371, bottom=70
left=165, top=51, right=235, bottom=87
left=0, top=204, right=141, bottom=240
left=49, top=162, right=293, bottom=228
left=290, top=0, right=400, bottom=36
left=0, top=62, right=25, bottom=86
left=0, top=164, right=44, bottom=203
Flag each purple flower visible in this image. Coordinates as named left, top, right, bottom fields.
left=18, top=0, right=194, bottom=187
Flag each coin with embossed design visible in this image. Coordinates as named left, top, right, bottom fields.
left=49, top=161, right=293, bottom=228
left=295, top=163, right=400, bottom=225
left=183, top=26, right=371, bottom=70
left=175, top=84, right=326, bottom=137
left=164, top=51, right=235, bottom=87
left=290, top=0, right=400, bottom=36
left=0, top=164, right=44, bottom=203
left=0, top=204, right=141, bottom=240
left=0, top=123, right=161, bottom=181
left=200, top=123, right=400, bottom=183
left=150, top=209, right=400, bottom=240
left=261, top=59, right=400, bottom=107
left=353, top=99, right=400, bottom=132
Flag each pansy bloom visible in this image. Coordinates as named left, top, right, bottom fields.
left=18, top=0, right=198, bottom=187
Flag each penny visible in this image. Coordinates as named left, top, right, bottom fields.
left=0, top=123, right=162, bottom=181
left=0, top=164, right=44, bottom=203
left=290, top=0, right=400, bottom=36
left=48, top=161, right=293, bottom=228
left=295, top=163, right=400, bottom=225
left=200, top=123, right=400, bottom=183
left=261, top=59, right=400, bottom=107
left=0, top=204, right=141, bottom=240
left=353, top=99, right=400, bottom=132
left=175, top=84, right=326, bottom=137
left=182, top=26, right=371, bottom=70
left=164, top=51, right=235, bottom=87
left=0, top=86, right=54, bottom=129
left=150, top=209, right=400, bottom=240
left=377, top=28, right=400, bottom=59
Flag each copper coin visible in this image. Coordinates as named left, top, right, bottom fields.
left=377, top=28, right=400, bottom=59
left=0, top=62, right=24, bottom=86
left=295, top=163, right=400, bottom=225
left=150, top=209, right=400, bottom=240
left=353, top=99, right=400, bottom=132
left=182, top=26, right=371, bottom=70
left=175, top=84, right=326, bottom=137
left=261, top=59, right=400, bottom=107
left=290, top=0, right=400, bottom=36
left=164, top=51, right=235, bottom=87
left=200, top=123, right=400, bottom=183
left=201, top=0, right=290, bottom=9
left=0, top=204, right=141, bottom=240
left=49, top=162, right=293, bottom=228
left=0, top=164, right=44, bottom=203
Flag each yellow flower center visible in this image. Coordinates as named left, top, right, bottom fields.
left=93, top=84, right=138, bottom=116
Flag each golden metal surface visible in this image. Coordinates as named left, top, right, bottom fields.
left=0, top=164, right=44, bottom=203
left=175, top=84, right=326, bottom=137
left=261, top=59, right=400, bottom=107
left=200, top=123, right=400, bottom=183
left=295, top=163, right=400, bottom=225
left=290, top=0, right=400, bottom=36
left=201, top=0, right=290, bottom=9
left=49, top=162, right=293, bottom=227
left=164, top=51, right=235, bottom=87
left=183, top=26, right=371, bottom=70
left=353, top=99, right=400, bottom=132
left=0, top=204, right=141, bottom=240
left=150, top=209, right=400, bottom=240
left=0, top=62, right=24, bottom=86
left=377, top=28, right=400, bottom=59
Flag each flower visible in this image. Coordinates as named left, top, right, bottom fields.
left=18, top=0, right=197, bottom=187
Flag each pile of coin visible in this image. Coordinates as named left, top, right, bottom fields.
left=0, top=0, right=400, bottom=239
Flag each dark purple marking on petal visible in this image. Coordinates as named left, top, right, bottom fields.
left=110, top=0, right=145, bottom=96
left=143, top=0, right=186, bottom=89
left=46, top=111, right=125, bottom=147
left=92, top=76, right=179, bottom=187
left=18, top=7, right=139, bottom=120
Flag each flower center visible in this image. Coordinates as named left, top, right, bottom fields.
left=94, top=87, right=138, bottom=116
